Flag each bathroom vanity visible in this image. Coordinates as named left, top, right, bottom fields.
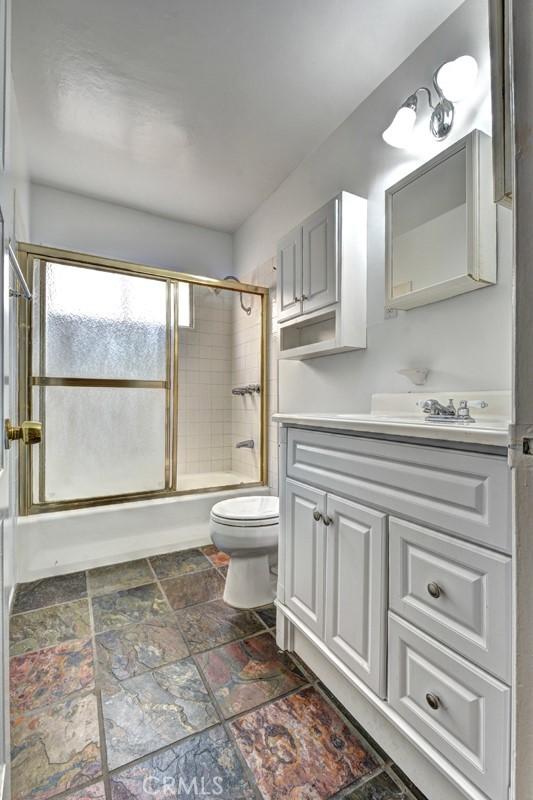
left=274, top=395, right=511, bottom=800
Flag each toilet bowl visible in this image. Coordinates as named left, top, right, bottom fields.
left=209, top=495, right=279, bottom=609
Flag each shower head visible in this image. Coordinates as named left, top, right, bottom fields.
left=223, top=276, right=252, bottom=315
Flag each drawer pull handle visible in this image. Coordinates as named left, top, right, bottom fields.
left=313, top=509, right=323, bottom=522
left=427, top=582, right=442, bottom=599
left=425, top=693, right=441, bottom=711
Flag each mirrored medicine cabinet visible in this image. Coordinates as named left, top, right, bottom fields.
left=385, top=129, right=496, bottom=310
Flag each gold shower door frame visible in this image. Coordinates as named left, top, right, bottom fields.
left=16, top=243, right=268, bottom=515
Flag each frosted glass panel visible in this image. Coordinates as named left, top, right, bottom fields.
left=42, top=262, right=167, bottom=380
left=37, top=387, right=166, bottom=502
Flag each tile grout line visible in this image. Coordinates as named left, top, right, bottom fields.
left=191, top=647, right=265, bottom=800
left=330, top=765, right=386, bottom=800
left=86, top=568, right=113, bottom=800
left=191, top=643, right=311, bottom=726
left=10, top=594, right=90, bottom=620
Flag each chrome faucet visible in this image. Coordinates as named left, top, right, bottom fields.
left=419, top=398, right=488, bottom=424
left=235, top=439, right=254, bottom=449
left=420, top=398, right=456, bottom=418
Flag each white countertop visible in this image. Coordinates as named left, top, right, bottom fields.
left=273, top=392, right=511, bottom=448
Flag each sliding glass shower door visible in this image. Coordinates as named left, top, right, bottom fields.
left=28, top=259, right=172, bottom=507
left=17, top=245, right=267, bottom=514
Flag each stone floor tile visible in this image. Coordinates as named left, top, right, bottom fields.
left=13, top=572, right=87, bottom=614
left=10, top=599, right=91, bottom=657
left=101, top=658, right=219, bottom=769
left=176, top=599, right=262, bottom=653
left=10, top=692, right=101, bottom=800
left=196, top=632, right=305, bottom=718
left=231, top=686, right=377, bottom=800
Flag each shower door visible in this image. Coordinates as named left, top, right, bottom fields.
left=17, top=244, right=268, bottom=514
left=25, top=258, right=173, bottom=510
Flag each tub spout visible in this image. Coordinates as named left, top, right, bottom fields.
left=235, top=439, right=254, bottom=449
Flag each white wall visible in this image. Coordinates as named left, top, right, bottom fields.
left=29, top=183, right=233, bottom=279
left=234, top=0, right=512, bottom=414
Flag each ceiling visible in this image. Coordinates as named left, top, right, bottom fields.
left=13, top=0, right=464, bottom=232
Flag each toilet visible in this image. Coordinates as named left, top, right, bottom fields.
left=209, top=495, right=279, bottom=609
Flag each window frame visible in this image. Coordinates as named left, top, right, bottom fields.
left=16, top=243, right=268, bottom=515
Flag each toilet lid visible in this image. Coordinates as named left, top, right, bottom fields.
left=211, top=495, right=279, bottom=524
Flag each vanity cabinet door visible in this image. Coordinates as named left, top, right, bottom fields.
left=302, top=198, right=338, bottom=315
left=324, top=494, right=387, bottom=697
left=284, top=478, right=327, bottom=637
left=277, top=226, right=303, bottom=322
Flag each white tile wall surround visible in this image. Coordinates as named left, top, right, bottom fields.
left=176, top=269, right=274, bottom=491
left=177, top=286, right=233, bottom=475
left=234, top=257, right=279, bottom=493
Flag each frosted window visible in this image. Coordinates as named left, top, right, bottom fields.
left=37, top=387, right=166, bottom=502
left=178, top=282, right=193, bottom=328
left=42, top=262, right=167, bottom=380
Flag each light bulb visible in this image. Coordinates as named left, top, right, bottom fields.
left=435, top=55, right=478, bottom=102
left=382, top=105, right=417, bottom=149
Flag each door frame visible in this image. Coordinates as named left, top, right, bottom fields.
left=510, top=1, right=533, bottom=797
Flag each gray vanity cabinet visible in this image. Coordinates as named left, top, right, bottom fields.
left=284, top=478, right=388, bottom=696
left=278, top=424, right=512, bottom=800
left=323, top=494, right=387, bottom=697
left=284, top=479, right=327, bottom=637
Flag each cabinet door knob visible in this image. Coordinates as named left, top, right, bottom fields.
left=427, top=582, right=442, bottom=599
left=323, top=515, right=333, bottom=527
left=294, top=295, right=301, bottom=302
left=301, top=294, right=308, bottom=301
left=313, top=509, right=322, bottom=522
left=425, top=693, right=441, bottom=711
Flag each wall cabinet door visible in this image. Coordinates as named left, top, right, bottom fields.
left=284, top=478, right=326, bottom=636
left=324, top=494, right=387, bottom=696
left=277, top=226, right=303, bottom=322
left=302, top=198, right=338, bottom=315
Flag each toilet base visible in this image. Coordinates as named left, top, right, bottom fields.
left=223, top=553, right=275, bottom=609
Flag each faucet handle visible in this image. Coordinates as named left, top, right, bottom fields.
left=466, top=400, right=489, bottom=409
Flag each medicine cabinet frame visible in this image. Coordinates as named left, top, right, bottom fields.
left=385, top=129, right=497, bottom=311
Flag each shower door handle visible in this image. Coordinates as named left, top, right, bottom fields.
left=5, top=419, right=42, bottom=449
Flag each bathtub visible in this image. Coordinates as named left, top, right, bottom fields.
left=16, top=482, right=269, bottom=583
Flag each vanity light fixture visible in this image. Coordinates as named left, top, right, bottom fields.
left=382, top=55, right=478, bottom=149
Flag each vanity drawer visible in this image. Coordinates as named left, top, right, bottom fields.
left=388, top=614, right=510, bottom=800
left=389, top=518, right=511, bottom=682
left=287, top=428, right=511, bottom=552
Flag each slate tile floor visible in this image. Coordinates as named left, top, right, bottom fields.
left=9, top=546, right=427, bottom=800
